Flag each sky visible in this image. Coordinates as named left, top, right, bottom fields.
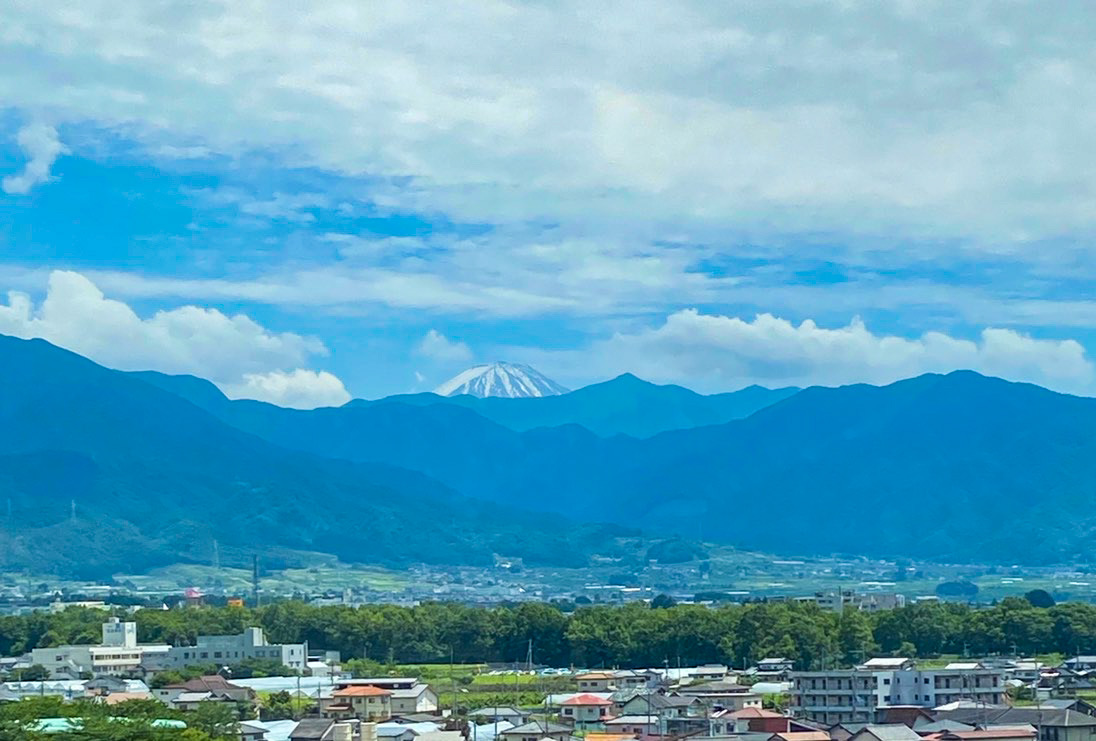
left=2, top=2, right=1096, bottom=407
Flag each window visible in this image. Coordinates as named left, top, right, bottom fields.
left=563, top=709, right=573, bottom=716
left=924, top=678, right=930, bottom=684
left=883, top=679, right=890, bottom=685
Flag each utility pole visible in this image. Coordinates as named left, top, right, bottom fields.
left=252, top=555, right=260, bottom=607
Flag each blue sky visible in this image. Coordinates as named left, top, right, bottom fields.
left=2, top=2, right=1096, bottom=406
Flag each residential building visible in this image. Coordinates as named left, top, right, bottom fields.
left=153, top=675, right=255, bottom=708
left=576, top=672, right=618, bottom=691
left=709, top=707, right=790, bottom=735
left=561, top=693, right=615, bottom=728
left=468, top=707, right=526, bottom=726
left=678, top=680, right=763, bottom=711
left=791, top=659, right=1005, bottom=725
left=757, top=659, right=797, bottom=677
left=933, top=707, right=1096, bottom=741
left=240, top=722, right=269, bottom=741
left=499, top=720, right=573, bottom=741
left=847, top=725, right=921, bottom=741
left=163, top=627, right=306, bottom=672
left=324, top=686, right=393, bottom=721
left=618, top=691, right=704, bottom=720
left=334, top=679, right=437, bottom=715
left=604, top=715, right=659, bottom=736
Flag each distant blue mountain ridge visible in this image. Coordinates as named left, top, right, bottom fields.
left=1, top=331, right=1092, bottom=575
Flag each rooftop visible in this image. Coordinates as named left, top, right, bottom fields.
left=334, top=685, right=393, bottom=697
left=563, top=694, right=614, bottom=706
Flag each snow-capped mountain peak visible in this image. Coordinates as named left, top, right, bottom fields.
left=434, top=362, right=569, bottom=398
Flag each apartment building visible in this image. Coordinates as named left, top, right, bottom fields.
left=791, top=658, right=1005, bottom=725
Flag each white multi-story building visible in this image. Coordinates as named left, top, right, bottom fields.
left=162, top=627, right=306, bottom=672
left=791, top=658, right=1005, bottom=725
left=31, top=618, right=170, bottom=678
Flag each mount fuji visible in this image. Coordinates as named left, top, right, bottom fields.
left=435, top=362, right=569, bottom=398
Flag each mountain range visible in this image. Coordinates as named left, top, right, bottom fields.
left=1, top=332, right=1094, bottom=576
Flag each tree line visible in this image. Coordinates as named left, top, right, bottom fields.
left=1, top=597, right=1094, bottom=671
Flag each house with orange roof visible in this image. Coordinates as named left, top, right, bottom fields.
left=561, top=693, right=616, bottom=729
left=322, top=684, right=392, bottom=721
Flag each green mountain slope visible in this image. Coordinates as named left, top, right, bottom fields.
left=0, top=336, right=628, bottom=576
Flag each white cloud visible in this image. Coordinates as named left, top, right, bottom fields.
left=222, top=369, right=350, bottom=409
left=525, top=309, right=1096, bottom=395
left=0, top=270, right=350, bottom=408
left=2, top=122, right=64, bottom=194
left=2, top=3, right=1096, bottom=239
left=415, top=329, right=472, bottom=363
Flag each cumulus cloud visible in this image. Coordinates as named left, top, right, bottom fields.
left=528, top=310, right=1096, bottom=396
left=415, top=329, right=473, bottom=363
left=222, top=369, right=350, bottom=409
left=2, top=122, right=64, bottom=194
left=0, top=270, right=350, bottom=408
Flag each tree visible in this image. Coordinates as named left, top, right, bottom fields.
left=10, top=664, right=50, bottom=681
left=189, top=701, right=240, bottom=739
left=263, top=690, right=295, bottom=721
left=1025, top=589, right=1056, bottom=608
left=650, top=594, right=677, bottom=609
left=837, top=608, right=875, bottom=664
left=935, top=581, right=979, bottom=599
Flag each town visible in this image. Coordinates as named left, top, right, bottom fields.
left=2, top=601, right=1096, bottom=741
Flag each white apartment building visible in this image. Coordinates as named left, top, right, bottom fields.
left=31, top=618, right=170, bottom=678
left=162, top=627, right=306, bottom=672
left=791, top=658, right=1005, bottom=725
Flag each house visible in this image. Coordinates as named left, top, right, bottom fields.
left=577, top=672, right=618, bottom=692
left=830, top=723, right=870, bottom=741
left=240, top=721, right=269, bottom=741
left=619, top=692, right=703, bottom=719
left=561, top=693, right=615, bottom=728
left=86, top=677, right=150, bottom=695
left=154, top=675, right=255, bottom=707
left=613, top=670, right=655, bottom=689
left=758, top=659, right=797, bottom=676
left=377, top=721, right=442, bottom=741
left=1062, top=658, right=1096, bottom=673
left=935, top=730, right=1037, bottom=741
left=768, top=732, right=833, bottom=741
left=690, top=665, right=730, bottom=682
left=914, top=721, right=976, bottom=735
left=604, top=715, right=660, bottom=736
left=468, top=707, right=527, bottom=726
left=678, top=680, right=762, bottom=711
left=330, top=678, right=436, bottom=716
left=932, top=708, right=1096, bottom=741
left=848, top=725, right=922, bottom=741
left=324, top=685, right=392, bottom=721
left=710, top=707, right=790, bottom=735
left=500, top=719, right=574, bottom=741
left=290, top=719, right=339, bottom=741
left=389, top=683, right=439, bottom=715
left=1031, top=699, right=1096, bottom=718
